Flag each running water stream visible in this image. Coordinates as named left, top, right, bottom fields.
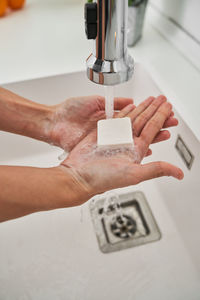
left=105, top=86, right=114, bottom=119
left=92, top=86, right=127, bottom=222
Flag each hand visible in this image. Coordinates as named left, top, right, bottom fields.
left=46, top=95, right=178, bottom=152
left=124, top=95, right=179, bottom=157
left=47, top=95, right=133, bottom=151
left=60, top=95, right=184, bottom=204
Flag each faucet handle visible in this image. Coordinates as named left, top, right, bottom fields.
left=84, top=3, right=97, bottom=40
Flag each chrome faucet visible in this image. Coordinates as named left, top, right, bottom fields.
left=85, top=0, right=134, bottom=86
left=128, top=0, right=148, bottom=46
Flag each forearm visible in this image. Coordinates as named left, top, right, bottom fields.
left=0, top=87, right=52, bottom=142
left=0, top=165, right=91, bottom=222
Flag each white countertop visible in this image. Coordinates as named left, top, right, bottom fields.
left=0, top=0, right=200, bottom=141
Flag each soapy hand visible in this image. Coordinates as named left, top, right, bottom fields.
left=47, top=96, right=133, bottom=152
left=60, top=95, right=183, bottom=203
left=46, top=95, right=178, bottom=152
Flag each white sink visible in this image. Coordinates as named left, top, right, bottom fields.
left=0, top=64, right=200, bottom=300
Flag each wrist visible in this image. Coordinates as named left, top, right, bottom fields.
left=55, top=165, right=94, bottom=207
left=44, top=104, right=61, bottom=147
left=31, top=104, right=54, bottom=143
left=0, top=87, right=54, bottom=142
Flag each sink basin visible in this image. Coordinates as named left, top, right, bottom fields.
left=0, top=64, right=200, bottom=299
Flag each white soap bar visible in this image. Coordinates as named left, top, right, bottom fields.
left=97, top=117, right=134, bottom=148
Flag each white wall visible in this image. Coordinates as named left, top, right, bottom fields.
left=150, top=0, right=200, bottom=43
left=147, top=0, right=200, bottom=70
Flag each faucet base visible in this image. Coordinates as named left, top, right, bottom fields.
left=86, top=53, right=134, bottom=86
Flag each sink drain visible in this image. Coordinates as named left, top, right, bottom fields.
left=110, top=215, right=137, bottom=239
left=90, top=191, right=161, bottom=253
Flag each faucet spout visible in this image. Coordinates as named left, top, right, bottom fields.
left=85, top=0, right=134, bottom=86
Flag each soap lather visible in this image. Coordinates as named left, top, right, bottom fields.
left=97, top=117, right=134, bottom=149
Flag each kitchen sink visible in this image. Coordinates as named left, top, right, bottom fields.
left=0, top=64, right=200, bottom=300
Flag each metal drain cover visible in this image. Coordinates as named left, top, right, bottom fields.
left=89, top=191, right=161, bottom=253
left=110, top=214, right=138, bottom=239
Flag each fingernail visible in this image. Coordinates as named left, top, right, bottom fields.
left=159, top=95, right=167, bottom=101
left=167, top=102, right=173, bottom=109
left=178, top=169, right=184, bottom=180
left=174, top=118, right=179, bottom=125
left=165, top=131, right=171, bottom=139
left=146, top=96, right=155, bottom=103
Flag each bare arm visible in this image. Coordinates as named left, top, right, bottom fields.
left=0, top=87, right=52, bottom=142
left=0, top=87, right=178, bottom=151
left=0, top=87, right=135, bottom=150
left=0, top=166, right=92, bottom=222
left=0, top=94, right=183, bottom=223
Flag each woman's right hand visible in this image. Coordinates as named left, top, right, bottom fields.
left=60, top=95, right=184, bottom=204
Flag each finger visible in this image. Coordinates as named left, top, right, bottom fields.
left=145, top=149, right=152, bottom=157
left=163, top=117, right=178, bottom=128
left=127, top=96, right=155, bottom=121
left=170, top=111, right=174, bottom=117
left=152, top=130, right=171, bottom=144
left=114, top=97, right=134, bottom=110
left=133, top=95, right=167, bottom=136
left=136, top=161, right=184, bottom=183
left=116, top=104, right=136, bottom=118
left=140, top=102, right=172, bottom=149
left=94, top=95, right=106, bottom=110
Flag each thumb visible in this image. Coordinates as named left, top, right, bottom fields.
left=138, top=161, right=184, bottom=182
